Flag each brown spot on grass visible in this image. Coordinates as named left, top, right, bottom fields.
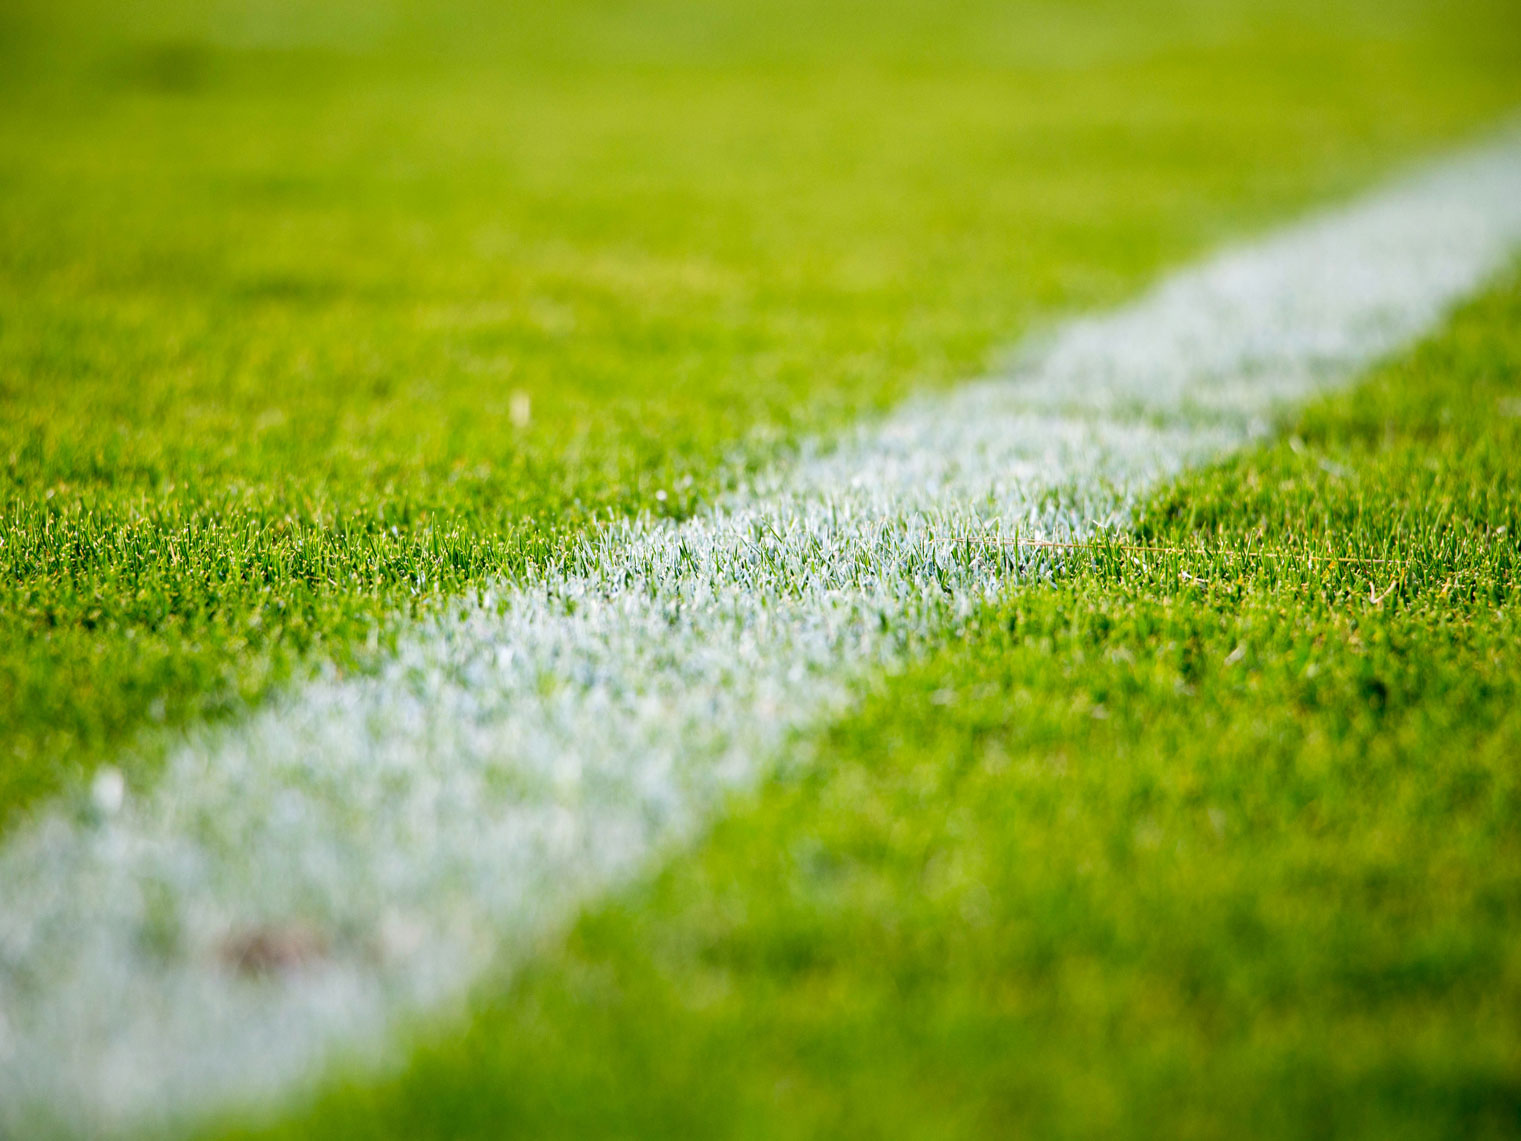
left=218, top=924, right=328, bottom=977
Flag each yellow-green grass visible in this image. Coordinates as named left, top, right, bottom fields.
left=2, top=0, right=1519, bottom=829
left=225, top=270, right=1521, bottom=1141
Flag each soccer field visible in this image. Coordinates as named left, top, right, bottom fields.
left=3, top=1, right=1521, bottom=1137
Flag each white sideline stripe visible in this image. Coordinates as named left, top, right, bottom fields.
left=4, top=130, right=1521, bottom=1135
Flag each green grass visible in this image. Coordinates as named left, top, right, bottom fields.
left=4, top=0, right=1521, bottom=829
left=225, top=271, right=1521, bottom=1140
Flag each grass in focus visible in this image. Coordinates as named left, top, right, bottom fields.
left=5, top=0, right=1521, bottom=828
left=233, top=275, right=1521, bottom=1139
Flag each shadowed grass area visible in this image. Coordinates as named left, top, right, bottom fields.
left=230, top=275, right=1521, bottom=1139
left=3, top=0, right=1520, bottom=830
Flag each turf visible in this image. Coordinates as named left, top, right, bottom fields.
left=219, top=268, right=1521, bottom=1141
left=5, top=0, right=1521, bottom=830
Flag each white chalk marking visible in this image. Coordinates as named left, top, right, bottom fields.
left=3, top=129, right=1521, bottom=1136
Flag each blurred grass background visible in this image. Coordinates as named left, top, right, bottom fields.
left=2, top=0, right=1520, bottom=828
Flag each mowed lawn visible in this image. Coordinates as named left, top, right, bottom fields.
left=230, top=271, right=1521, bottom=1141
left=4, top=1, right=1521, bottom=1138
left=3, top=0, right=1521, bottom=828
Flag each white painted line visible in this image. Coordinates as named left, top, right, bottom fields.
left=3, top=129, right=1521, bottom=1136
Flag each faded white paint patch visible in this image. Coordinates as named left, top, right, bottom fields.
left=3, top=129, right=1521, bottom=1136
